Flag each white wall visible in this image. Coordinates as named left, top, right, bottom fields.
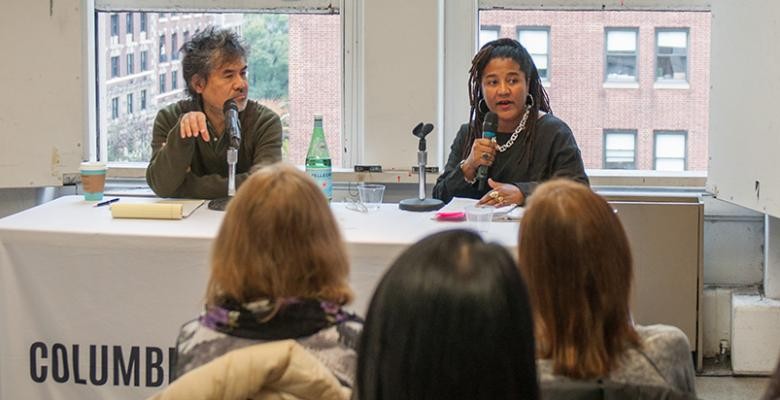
left=0, top=1, right=88, bottom=188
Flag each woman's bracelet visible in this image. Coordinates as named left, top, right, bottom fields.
left=459, top=160, right=476, bottom=184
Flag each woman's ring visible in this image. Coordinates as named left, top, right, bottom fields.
left=481, top=153, right=489, bottom=160
left=498, top=196, right=504, bottom=203
left=489, top=191, right=499, bottom=199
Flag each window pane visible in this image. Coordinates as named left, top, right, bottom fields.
left=606, top=55, right=636, bottom=81
left=518, top=30, right=547, bottom=53
left=656, top=133, right=686, bottom=158
left=607, top=30, right=636, bottom=52
left=656, top=30, right=688, bottom=81
left=606, top=132, right=635, bottom=150
left=479, top=9, right=709, bottom=172
left=97, top=11, right=342, bottom=164
left=658, top=31, right=687, bottom=48
left=656, top=158, right=685, bottom=171
left=479, top=28, right=499, bottom=48
left=604, top=131, right=636, bottom=169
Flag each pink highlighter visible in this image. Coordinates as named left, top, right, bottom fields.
left=435, top=211, right=466, bottom=221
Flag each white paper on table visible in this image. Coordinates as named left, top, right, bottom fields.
left=435, top=197, right=524, bottom=221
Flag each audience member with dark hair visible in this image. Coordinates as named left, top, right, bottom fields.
left=518, top=179, right=696, bottom=396
left=356, top=229, right=539, bottom=400
left=433, top=38, right=588, bottom=206
left=173, top=163, right=361, bottom=387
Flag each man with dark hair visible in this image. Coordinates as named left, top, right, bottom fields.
left=146, top=26, right=282, bottom=199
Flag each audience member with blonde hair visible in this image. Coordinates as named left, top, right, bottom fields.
left=173, top=163, right=360, bottom=387
left=518, top=179, right=696, bottom=395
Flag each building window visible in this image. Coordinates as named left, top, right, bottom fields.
left=605, top=28, right=638, bottom=82
left=479, top=25, right=499, bottom=48
left=654, top=131, right=687, bottom=171
left=656, top=29, right=688, bottom=82
left=603, top=130, right=637, bottom=169
left=126, top=53, right=134, bottom=75
left=518, top=28, right=549, bottom=81
left=111, top=97, right=119, bottom=119
left=126, top=93, right=133, bottom=114
left=140, top=12, right=147, bottom=34
left=140, top=51, right=148, bottom=71
left=110, top=14, right=119, bottom=37
left=171, top=33, right=179, bottom=60
left=126, top=13, right=133, bottom=41
left=184, top=30, right=190, bottom=45
left=97, top=10, right=343, bottom=165
left=159, top=34, right=167, bottom=62
left=110, top=56, right=119, bottom=78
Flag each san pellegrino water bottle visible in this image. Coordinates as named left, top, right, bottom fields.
left=305, top=115, right=333, bottom=201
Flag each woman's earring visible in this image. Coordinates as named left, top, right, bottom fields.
left=478, top=98, right=490, bottom=113
left=526, top=94, right=535, bottom=109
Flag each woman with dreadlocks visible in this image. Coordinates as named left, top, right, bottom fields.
left=432, top=38, right=588, bottom=206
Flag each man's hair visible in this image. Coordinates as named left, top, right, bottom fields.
left=357, top=229, right=539, bottom=400
left=206, top=163, right=353, bottom=306
left=179, top=26, right=248, bottom=100
left=463, top=38, right=551, bottom=163
left=518, top=179, right=640, bottom=379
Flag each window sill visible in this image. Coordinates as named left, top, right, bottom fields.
left=654, top=81, right=690, bottom=90
left=107, top=164, right=707, bottom=189
left=603, top=81, right=640, bottom=89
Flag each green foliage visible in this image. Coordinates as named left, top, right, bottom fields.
left=243, top=15, right=289, bottom=100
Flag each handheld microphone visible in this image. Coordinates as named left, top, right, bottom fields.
left=223, top=99, right=242, bottom=149
left=476, top=112, right=498, bottom=191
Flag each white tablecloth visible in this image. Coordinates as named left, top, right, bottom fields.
left=0, top=195, right=519, bottom=399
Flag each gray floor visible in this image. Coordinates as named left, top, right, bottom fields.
left=696, top=376, right=769, bottom=400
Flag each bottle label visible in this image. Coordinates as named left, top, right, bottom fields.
left=306, top=167, right=333, bottom=200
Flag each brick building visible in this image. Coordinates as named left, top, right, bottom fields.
left=480, top=10, right=710, bottom=171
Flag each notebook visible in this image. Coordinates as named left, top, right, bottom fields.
left=110, top=199, right=205, bottom=220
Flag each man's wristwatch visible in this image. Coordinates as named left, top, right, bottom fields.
left=459, top=160, right=476, bottom=184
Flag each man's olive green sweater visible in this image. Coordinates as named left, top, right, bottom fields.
left=146, top=99, right=282, bottom=199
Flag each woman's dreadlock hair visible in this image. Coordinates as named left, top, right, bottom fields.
left=463, top=38, right=551, bottom=163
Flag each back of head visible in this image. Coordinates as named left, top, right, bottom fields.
left=207, top=163, right=352, bottom=306
left=518, top=179, right=638, bottom=379
left=357, top=229, right=538, bottom=400
left=180, top=25, right=247, bottom=100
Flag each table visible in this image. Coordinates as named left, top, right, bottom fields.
left=0, top=196, right=518, bottom=399
left=0, top=195, right=701, bottom=399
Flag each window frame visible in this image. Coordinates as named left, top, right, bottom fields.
left=516, top=26, right=550, bottom=82
left=604, top=27, right=639, bottom=83
left=655, top=27, right=690, bottom=84
left=653, top=130, right=688, bottom=171
left=93, top=0, right=358, bottom=172
left=603, top=129, right=638, bottom=170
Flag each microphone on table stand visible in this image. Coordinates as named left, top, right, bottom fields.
left=208, top=99, right=242, bottom=211
left=399, top=122, right=444, bottom=212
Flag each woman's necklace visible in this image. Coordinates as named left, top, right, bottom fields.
left=496, top=106, right=530, bottom=153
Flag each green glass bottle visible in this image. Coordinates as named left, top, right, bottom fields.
left=305, top=115, right=333, bottom=201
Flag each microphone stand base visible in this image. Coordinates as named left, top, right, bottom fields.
left=208, top=197, right=232, bottom=211
left=399, top=198, right=444, bottom=212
